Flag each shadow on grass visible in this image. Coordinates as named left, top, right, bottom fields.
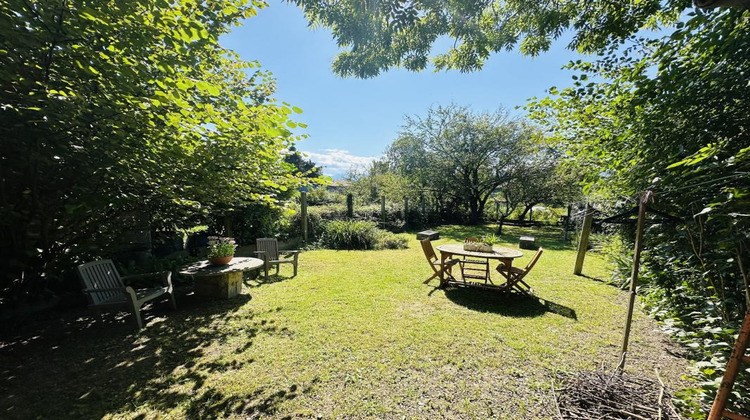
left=428, top=225, right=575, bottom=251
left=443, top=287, right=577, bottom=320
left=242, top=271, right=291, bottom=289
left=0, top=287, right=309, bottom=419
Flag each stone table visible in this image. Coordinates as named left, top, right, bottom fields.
left=178, top=257, right=264, bottom=299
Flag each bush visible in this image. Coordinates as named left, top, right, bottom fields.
left=375, top=232, right=410, bottom=250
left=319, top=220, right=379, bottom=250
left=318, top=220, right=410, bottom=250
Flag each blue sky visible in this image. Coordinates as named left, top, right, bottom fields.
left=221, top=0, right=587, bottom=178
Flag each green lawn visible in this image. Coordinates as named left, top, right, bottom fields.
left=0, top=225, right=689, bottom=419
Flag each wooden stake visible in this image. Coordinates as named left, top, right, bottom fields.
left=381, top=196, right=386, bottom=227
left=301, top=191, right=308, bottom=242
left=618, top=192, right=650, bottom=372
left=573, top=204, right=593, bottom=275
left=346, top=193, right=353, bottom=218
left=708, top=311, right=750, bottom=420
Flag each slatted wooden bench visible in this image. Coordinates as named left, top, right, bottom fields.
left=77, top=259, right=177, bottom=329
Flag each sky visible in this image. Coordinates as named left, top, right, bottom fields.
left=221, top=0, right=587, bottom=179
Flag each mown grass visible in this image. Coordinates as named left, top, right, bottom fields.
left=0, top=225, right=689, bottom=419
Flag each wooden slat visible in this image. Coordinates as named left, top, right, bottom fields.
left=257, top=238, right=279, bottom=260
left=708, top=312, right=750, bottom=420
left=721, top=409, right=750, bottom=420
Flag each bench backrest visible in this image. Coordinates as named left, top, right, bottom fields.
left=256, top=238, right=280, bottom=260
left=420, top=239, right=438, bottom=264
left=77, top=259, right=124, bottom=305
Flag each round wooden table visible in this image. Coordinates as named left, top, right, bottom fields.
left=435, top=244, right=524, bottom=288
left=179, top=257, right=264, bottom=299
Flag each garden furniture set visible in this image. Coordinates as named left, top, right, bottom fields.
left=77, top=237, right=299, bottom=329
left=422, top=238, right=543, bottom=294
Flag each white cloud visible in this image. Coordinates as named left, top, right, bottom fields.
left=300, top=149, right=380, bottom=179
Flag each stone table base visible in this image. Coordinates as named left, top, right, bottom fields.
left=193, top=271, right=243, bottom=299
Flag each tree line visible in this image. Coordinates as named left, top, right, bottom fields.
left=347, top=105, right=580, bottom=225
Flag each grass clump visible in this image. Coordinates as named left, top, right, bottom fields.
left=319, top=220, right=408, bottom=250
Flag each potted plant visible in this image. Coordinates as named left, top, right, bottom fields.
left=463, top=234, right=497, bottom=253
left=207, top=236, right=237, bottom=265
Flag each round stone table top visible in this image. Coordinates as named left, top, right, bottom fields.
left=178, top=257, right=264, bottom=277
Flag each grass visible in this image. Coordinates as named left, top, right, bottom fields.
left=0, top=225, right=690, bottom=419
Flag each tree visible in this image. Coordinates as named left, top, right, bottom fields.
left=386, top=105, right=535, bottom=224
left=285, top=146, right=323, bottom=179
left=0, top=0, right=317, bottom=306
left=526, top=8, right=750, bottom=412
left=289, top=0, right=685, bottom=77
left=498, top=153, right=580, bottom=220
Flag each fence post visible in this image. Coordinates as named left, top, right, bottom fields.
left=346, top=193, right=353, bottom=218
left=381, top=196, right=386, bottom=227
left=619, top=192, right=649, bottom=372
left=563, top=204, right=571, bottom=241
left=404, top=197, right=409, bottom=226
left=420, top=194, right=426, bottom=218
left=574, top=203, right=593, bottom=275
left=301, top=191, right=308, bottom=242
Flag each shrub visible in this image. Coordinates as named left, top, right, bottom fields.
left=318, top=220, right=410, bottom=250
left=319, top=220, right=379, bottom=250
left=375, top=232, right=410, bottom=250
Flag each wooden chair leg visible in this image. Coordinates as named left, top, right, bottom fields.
left=167, top=292, right=178, bottom=310
left=129, top=302, right=144, bottom=329
left=424, top=272, right=439, bottom=284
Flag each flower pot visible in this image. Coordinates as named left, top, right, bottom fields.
left=208, top=256, right=233, bottom=266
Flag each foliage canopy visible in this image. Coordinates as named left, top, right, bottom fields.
left=0, top=0, right=321, bottom=306
left=289, top=0, right=687, bottom=77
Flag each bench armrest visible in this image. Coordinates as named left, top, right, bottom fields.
left=83, top=287, right=127, bottom=294
left=121, top=271, right=172, bottom=288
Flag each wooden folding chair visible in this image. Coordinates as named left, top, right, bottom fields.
left=459, top=237, right=491, bottom=285
left=495, top=248, right=543, bottom=295
left=421, top=239, right=459, bottom=284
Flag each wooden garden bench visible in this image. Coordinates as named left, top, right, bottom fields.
left=77, top=259, right=177, bottom=329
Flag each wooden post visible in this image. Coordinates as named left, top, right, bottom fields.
left=497, top=214, right=504, bottom=235
left=573, top=203, right=593, bottom=275
left=708, top=311, right=750, bottom=420
left=618, top=192, right=650, bottom=372
left=301, top=191, right=308, bottom=242
left=380, top=196, right=386, bottom=227
left=495, top=201, right=500, bottom=222
left=346, top=193, right=353, bottom=218
left=420, top=194, right=426, bottom=217
left=404, top=197, right=409, bottom=226
left=563, top=204, right=571, bottom=241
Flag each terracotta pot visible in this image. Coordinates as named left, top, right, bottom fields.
left=208, top=256, right=233, bottom=266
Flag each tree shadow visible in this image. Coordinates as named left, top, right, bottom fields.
left=442, top=287, right=577, bottom=320
left=0, top=287, right=311, bottom=419
left=242, top=272, right=293, bottom=289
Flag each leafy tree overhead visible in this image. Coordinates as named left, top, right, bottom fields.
left=386, top=105, right=537, bottom=224
left=0, top=0, right=319, bottom=306
left=289, top=0, right=686, bottom=77
left=527, top=8, right=750, bottom=413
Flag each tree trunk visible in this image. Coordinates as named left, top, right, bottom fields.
left=519, top=203, right=536, bottom=221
